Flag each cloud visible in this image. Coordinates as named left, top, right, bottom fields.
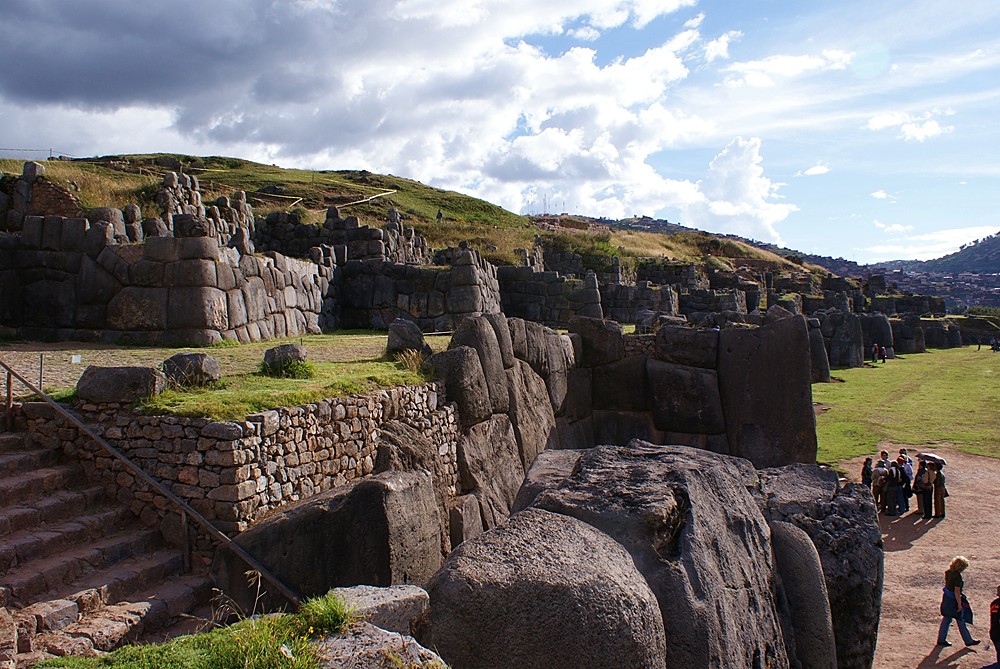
left=723, top=49, right=853, bottom=87
left=873, top=219, right=913, bottom=234
left=704, top=30, right=742, bottom=62
left=796, top=162, right=830, bottom=177
left=871, top=190, right=889, bottom=199
left=865, top=108, right=955, bottom=141
left=866, top=225, right=999, bottom=261
left=679, top=137, right=798, bottom=243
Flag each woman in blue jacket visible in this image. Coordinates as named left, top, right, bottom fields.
left=937, top=555, right=981, bottom=647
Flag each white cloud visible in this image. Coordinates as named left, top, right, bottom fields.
left=723, top=49, right=853, bottom=87
left=704, top=30, right=742, bottom=62
left=796, top=162, right=830, bottom=177
left=871, top=190, right=889, bottom=199
left=867, top=225, right=999, bottom=261
left=865, top=108, right=955, bottom=141
left=873, top=219, right=913, bottom=234
left=679, top=137, right=798, bottom=243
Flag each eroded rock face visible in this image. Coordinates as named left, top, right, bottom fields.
left=427, top=508, right=667, bottom=669
left=456, top=415, right=524, bottom=530
left=759, top=464, right=882, bottom=669
left=213, top=471, right=443, bottom=613
left=532, top=442, right=789, bottom=669
left=718, top=314, right=817, bottom=467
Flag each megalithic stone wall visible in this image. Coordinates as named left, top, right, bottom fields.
left=495, top=266, right=602, bottom=328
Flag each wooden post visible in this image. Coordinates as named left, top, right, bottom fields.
left=181, top=510, right=191, bottom=573
left=38, top=353, right=43, bottom=392
left=4, top=371, right=11, bottom=431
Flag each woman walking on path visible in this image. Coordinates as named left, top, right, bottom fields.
left=937, top=556, right=980, bottom=647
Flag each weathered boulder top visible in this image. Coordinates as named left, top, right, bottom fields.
left=75, top=365, right=167, bottom=403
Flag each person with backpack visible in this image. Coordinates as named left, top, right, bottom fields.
left=937, top=556, right=980, bottom=647
left=884, top=461, right=902, bottom=516
left=897, top=454, right=913, bottom=513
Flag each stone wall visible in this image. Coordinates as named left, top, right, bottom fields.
left=256, top=207, right=430, bottom=265
left=635, top=260, right=708, bottom=291
left=0, top=226, right=327, bottom=344
left=496, top=267, right=602, bottom=327
left=14, top=383, right=458, bottom=543
left=0, top=161, right=84, bottom=231
left=601, top=282, right=679, bottom=324
left=337, top=248, right=501, bottom=331
left=679, top=288, right=747, bottom=316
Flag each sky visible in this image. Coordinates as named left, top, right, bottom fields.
left=1, top=0, right=999, bottom=264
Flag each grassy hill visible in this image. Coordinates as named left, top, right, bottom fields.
left=0, top=153, right=807, bottom=274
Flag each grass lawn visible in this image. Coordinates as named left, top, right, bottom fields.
left=813, top=346, right=1000, bottom=465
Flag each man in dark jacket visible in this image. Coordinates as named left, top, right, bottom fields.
left=990, top=584, right=999, bottom=665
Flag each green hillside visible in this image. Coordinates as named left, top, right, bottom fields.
left=0, top=153, right=806, bottom=273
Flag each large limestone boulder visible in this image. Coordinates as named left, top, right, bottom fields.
left=822, top=310, right=864, bottom=367
left=449, top=316, right=509, bottom=415
left=653, top=323, right=719, bottom=368
left=808, top=319, right=832, bottom=383
left=314, top=622, right=446, bottom=669
left=759, top=464, right=882, bottom=669
left=427, top=346, right=490, bottom=429
left=427, top=508, right=667, bottom=669
left=456, top=415, right=524, bottom=530
left=511, top=449, right=583, bottom=513
left=645, top=358, right=725, bottom=434
left=161, top=352, right=221, bottom=387
left=505, top=360, right=557, bottom=470
left=533, top=442, right=789, bottom=668
left=386, top=318, right=431, bottom=357
left=770, top=521, right=837, bottom=669
left=76, top=366, right=167, bottom=403
left=717, top=314, right=817, bottom=467
left=329, top=585, right=428, bottom=637
left=213, top=471, right=443, bottom=613
left=567, top=316, right=624, bottom=367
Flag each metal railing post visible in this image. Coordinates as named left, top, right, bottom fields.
left=0, top=356, right=302, bottom=609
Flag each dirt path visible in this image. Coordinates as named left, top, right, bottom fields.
left=842, top=447, right=1000, bottom=668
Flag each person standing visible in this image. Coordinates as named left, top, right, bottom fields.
left=913, top=460, right=932, bottom=518
left=933, top=463, right=948, bottom=518
left=861, top=457, right=873, bottom=488
left=937, top=556, right=980, bottom=647
left=872, top=342, right=880, bottom=363
left=881, top=346, right=888, bottom=363
left=884, top=461, right=901, bottom=516
left=897, top=455, right=913, bottom=513
left=990, top=584, right=999, bottom=665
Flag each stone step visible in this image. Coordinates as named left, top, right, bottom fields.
left=2, top=527, right=164, bottom=606
left=0, top=463, right=84, bottom=507
left=16, top=573, right=214, bottom=660
left=0, top=486, right=107, bottom=540
left=54, top=549, right=187, bottom=607
left=0, top=445, right=62, bottom=477
left=0, top=506, right=134, bottom=574
left=0, top=432, right=26, bottom=454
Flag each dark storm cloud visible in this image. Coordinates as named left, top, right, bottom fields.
left=0, top=0, right=355, bottom=109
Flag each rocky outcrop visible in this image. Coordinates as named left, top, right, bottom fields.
left=759, top=464, right=882, bottom=669
left=717, top=313, right=817, bottom=467
left=808, top=317, right=832, bottom=383
left=532, top=442, right=789, bottom=669
left=818, top=310, right=865, bottom=367
left=891, top=316, right=926, bottom=354
left=386, top=318, right=431, bottom=357
left=314, top=622, right=446, bottom=669
left=427, top=508, right=667, bottom=669
left=214, top=471, right=443, bottom=612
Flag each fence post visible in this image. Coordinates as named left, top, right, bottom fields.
left=4, top=371, right=11, bottom=431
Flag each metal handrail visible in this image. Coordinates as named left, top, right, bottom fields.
left=0, top=358, right=302, bottom=609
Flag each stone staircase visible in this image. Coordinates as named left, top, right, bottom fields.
left=0, top=430, right=214, bottom=667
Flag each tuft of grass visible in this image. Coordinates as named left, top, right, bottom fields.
left=392, top=349, right=430, bottom=376
left=36, top=591, right=354, bottom=669
left=259, top=359, right=316, bottom=379
left=814, top=347, right=1000, bottom=465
